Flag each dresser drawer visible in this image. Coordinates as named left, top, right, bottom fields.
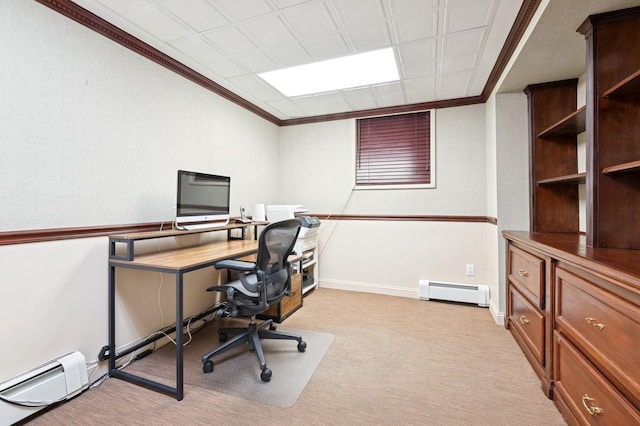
left=509, top=286, right=545, bottom=366
left=509, top=245, right=544, bottom=307
left=554, top=333, right=640, bottom=425
left=555, top=267, right=640, bottom=407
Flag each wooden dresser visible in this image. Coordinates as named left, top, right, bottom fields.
left=510, top=7, right=640, bottom=424
left=504, top=231, right=640, bottom=424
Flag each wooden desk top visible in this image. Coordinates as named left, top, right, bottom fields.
left=110, top=239, right=259, bottom=271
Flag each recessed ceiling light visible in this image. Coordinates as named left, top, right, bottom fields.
left=258, top=48, right=399, bottom=97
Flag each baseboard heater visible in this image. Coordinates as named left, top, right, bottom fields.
left=419, top=280, right=489, bottom=307
left=0, top=351, right=88, bottom=425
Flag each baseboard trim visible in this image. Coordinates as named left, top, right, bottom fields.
left=489, top=304, right=505, bottom=326
left=320, top=279, right=505, bottom=326
left=319, top=279, right=417, bottom=299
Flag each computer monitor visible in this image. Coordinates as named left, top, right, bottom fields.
left=175, top=170, right=230, bottom=230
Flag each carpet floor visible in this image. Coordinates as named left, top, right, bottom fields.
left=26, top=288, right=566, bottom=425
left=126, top=320, right=334, bottom=408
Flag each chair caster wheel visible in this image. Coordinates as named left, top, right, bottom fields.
left=203, top=360, right=214, bottom=374
left=261, top=368, right=272, bottom=382
left=269, top=323, right=277, bottom=331
left=298, top=341, right=307, bottom=352
left=219, top=332, right=227, bottom=342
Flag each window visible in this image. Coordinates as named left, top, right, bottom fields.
left=356, top=111, right=435, bottom=188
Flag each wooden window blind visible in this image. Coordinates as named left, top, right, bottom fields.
left=356, top=111, right=431, bottom=186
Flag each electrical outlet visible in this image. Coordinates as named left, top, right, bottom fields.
left=466, top=264, right=475, bottom=276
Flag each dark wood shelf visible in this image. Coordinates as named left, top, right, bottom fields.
left=537, top=106, right=586, bottom=138
left=602, top=160, right=640, bottom=174
left=602, top=68, right=640, bottom=98
left=537, top=172, right=586, bottom=186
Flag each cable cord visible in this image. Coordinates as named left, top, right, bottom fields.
left=318, top=185, right=356, bottom=258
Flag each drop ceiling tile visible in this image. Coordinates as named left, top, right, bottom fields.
left=342, top=87, right=377, bottom=110
left=266, top=43, right=313, bottom=68
left=437, top=69, right=472, bottom=98
left=348, top=24, right=392, bottom=52
left=398, top=39, right=437, bottom=64
left=267, top=98, right=305, bottom=117
left=234, top=51, right=278, bottom=72
left=371, top=81, right=405, bottom=107
left=228, top=75, right=284, bottom=101
left=271, top=0, right=309, bottom=8
left=209, top=0, right=275, bottom=21
left=282, top=2, right=339, bottom=38
left=388, top=0, right=438, bottom=15
left=291, top=96, right=328, bottom=116
left=441, top=29, right=485, bottom=57
left=204, top=26, right=259, bottom=55
left=441, top=53, right=477, bottom=72
left=162, top=0, right=228, bottom=32
left=442, top=0, right=493, bottom=34
left=332, top=0, right=386, bottom=28
left=94, top=0, right=152, bottom=15
left=405, top=76, right=436, bottom=103
left=312, top=92, right=352, bottom=114
left=306, top=34, right=350, bottom=60
left=393, top=12, right=437, bottom=42
left=239, top=14, right=297, bottom=48
left=402, top=61, right=437, bottom=79
left=127, top=8, right=192, bottom=41
left=204, top=60, right=247, bottom=78
left=168, top=36, right=226, bottom=62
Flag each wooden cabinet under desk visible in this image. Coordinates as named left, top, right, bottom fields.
left=503, top=231, right=640, bottom=425
left=257, top=270, right=303, bottom=323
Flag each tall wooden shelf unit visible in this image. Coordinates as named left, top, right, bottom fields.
left=505, top=6, right=640, bottom=425
left=580, top=10, right=640, bottom=250
left=524, top=80, right=585, bottom=234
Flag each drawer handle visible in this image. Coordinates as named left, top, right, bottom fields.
left=585, top=317, right=605, bottom=330
left=519, top=315, right=529, bottom=325
left=518, top=269, right=529, bottom=278
left=582, top=394, right=603, bottom=416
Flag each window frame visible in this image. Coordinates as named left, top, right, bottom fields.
left=355, top=110, right=436, bottom=190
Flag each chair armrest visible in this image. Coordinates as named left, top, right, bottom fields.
left=213, top=259, right=256, bottom=272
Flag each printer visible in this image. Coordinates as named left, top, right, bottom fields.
left=266, top=204, right=308, bottom=223
left=266, top=205, right=320, bottom=254
left=292, top=215, right=320, bottom=254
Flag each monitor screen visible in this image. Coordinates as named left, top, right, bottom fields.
left=175, top=170, right=230, bottom=228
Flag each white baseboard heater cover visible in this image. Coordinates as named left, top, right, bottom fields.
left=419, top=280, right=489, bottom=307
left=0, top=351, right=88, bottom=425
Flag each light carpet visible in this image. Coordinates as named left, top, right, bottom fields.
left=126, top=319, right=334, bottom=408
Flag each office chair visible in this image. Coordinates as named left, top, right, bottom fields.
left=201, top=218, right=307, bottom=382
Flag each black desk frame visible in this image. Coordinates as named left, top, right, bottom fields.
left=107, top=223, right=263, bottom=400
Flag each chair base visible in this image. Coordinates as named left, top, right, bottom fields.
left=201, top=317, right=306, bottom=382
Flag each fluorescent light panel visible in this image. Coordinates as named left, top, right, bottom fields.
left=259, top=48, right=399, bottom=97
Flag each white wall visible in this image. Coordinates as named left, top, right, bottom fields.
left=492, top=92, right=530, bottom=316
left=0, top=1, right=279, bottom=383
left=279, top=105, right=499, bottom=307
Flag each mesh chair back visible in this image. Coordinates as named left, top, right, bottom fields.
left=256, top=219, right=301, bottom=303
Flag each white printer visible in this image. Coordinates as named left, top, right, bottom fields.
left=266, top=205, right=320, bottom=294
left=266, top=204, right=308, bottom=223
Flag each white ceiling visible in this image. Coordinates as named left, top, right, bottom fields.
left=70, top=0, right=524, bottom=120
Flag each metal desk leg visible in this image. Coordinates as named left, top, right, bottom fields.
left=108, top=265, right=116, bottom=374
left=175, top=272, right=184, bottom=400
